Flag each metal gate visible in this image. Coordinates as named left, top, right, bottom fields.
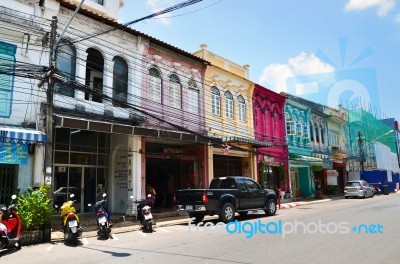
left=0, top=164, right=16, bottom=205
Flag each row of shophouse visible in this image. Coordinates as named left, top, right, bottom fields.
left=1, top=0, right=399, bottom=215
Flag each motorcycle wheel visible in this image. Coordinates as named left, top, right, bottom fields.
left=102, top=226, right=109, bottom=239
left=72, top=233, right=78, bottom=246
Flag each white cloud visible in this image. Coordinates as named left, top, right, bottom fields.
left=344, top=0, right=395, bottom=16
left=146, top=0, right=176, bottom=25
left=258, top=52, right=335, bottom=93
left=394, top=13, right=400, bottom=24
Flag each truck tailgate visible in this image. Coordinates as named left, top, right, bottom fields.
left=175, top=189, right=205, bottom=204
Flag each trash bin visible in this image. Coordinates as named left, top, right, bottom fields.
left=382, top=185, right=389, bottom=195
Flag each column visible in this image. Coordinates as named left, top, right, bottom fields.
left=125, top=136, right=142, bottom=216
left=33, top=143, right=45, bottom=186
left=103, top=54, right=114, bottom=115
left=75, top=48, right=87, bottom=104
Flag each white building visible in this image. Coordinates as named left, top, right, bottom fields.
left=0, top=0, right=209, bottom=215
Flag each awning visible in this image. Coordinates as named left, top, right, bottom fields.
left=0, top=125, right=47, bottom=143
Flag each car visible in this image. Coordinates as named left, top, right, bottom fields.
left=53, top=187, right=81, bottom=211
left=344, top=180, right=374, bottom=199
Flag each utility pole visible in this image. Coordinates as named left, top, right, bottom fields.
left=44, top=16, right=57, bottom=186
left=358, top=131, right=365, bottom=178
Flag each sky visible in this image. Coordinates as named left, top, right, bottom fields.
left=119, top=0, right=400, bottom=123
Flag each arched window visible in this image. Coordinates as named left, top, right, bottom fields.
left=238, top=95, right=246, bottom=122
left=188, top=79, right=199, bottom=113
left=211, top=86, right=220, bottom=116
left=55, top=42, right=76, bottom=97
left=148, top=67, right=162, bottom=103
left=169, top=74, right=181, bottom=108
left=113, top=56, right=128, bottom=105
left=225, top=91, right=233, bottom=118
left=85, top=48, right=103, bottom=103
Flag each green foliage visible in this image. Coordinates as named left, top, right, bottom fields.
left=277, top=164, right=286, bottom=185
left=258, top=161, right=267, bottom=187
left=16, top=184, right=53, bottom=231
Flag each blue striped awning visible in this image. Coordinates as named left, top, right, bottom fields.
left=0, top=125, right=47, bottom=143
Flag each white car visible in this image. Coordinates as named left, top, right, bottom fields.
left=344, top=180, right=374, bottom=199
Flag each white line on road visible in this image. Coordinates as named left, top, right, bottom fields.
left=138, top=231, right=147, bottom=237
left=158, top=228, right=171, bottom=233
left=111, top=234, right=119, bottom=240
left=82, top=238, right=89, bottom=245
left=46, top=245, right=54, bottom=251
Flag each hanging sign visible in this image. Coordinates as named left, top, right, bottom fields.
left=0, top=141, right=28, bottom=164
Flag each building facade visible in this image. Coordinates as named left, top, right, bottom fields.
left=283, top=94, right=315, bottom=198
left=253, top=84, right=288, bottom=197
left=0, top=1, right=49, bottom=206
left=193, top=44, right=260, bottom=181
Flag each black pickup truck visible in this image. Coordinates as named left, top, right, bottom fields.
left=175, top=176, right=277, bottom=223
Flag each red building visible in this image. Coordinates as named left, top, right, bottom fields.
left=253, top=84, right=288, bottom=198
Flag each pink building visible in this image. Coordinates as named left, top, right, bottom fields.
left=253, top=84, right=288, bottom=196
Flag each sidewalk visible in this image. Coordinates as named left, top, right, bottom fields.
left=51, top=196, right=344, bottom=242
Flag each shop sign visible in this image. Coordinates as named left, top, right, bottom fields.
left=0, top=141, right=28, bottom=164
left=164, top=148, right=185, bottom=154
left=327, top=170, right=339, bottom=177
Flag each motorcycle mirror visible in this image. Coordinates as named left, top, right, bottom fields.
left=11, top=194, right=17, bottom=200
left=70, top=193, right=75, bottom=198
left=147, top=194, right=152, bottom=198
left=103, top=193, right=107, bottom=198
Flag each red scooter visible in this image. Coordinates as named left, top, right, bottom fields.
left=0, top=195, right=21, bottom=251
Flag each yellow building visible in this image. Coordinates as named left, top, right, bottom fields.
left=194, top=44, right=262, bottom=183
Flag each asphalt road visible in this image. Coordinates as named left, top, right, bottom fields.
left=1, top=193, right=399, bottom=264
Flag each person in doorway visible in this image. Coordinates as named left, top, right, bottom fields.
left=146, top=184, right=156, bottom=207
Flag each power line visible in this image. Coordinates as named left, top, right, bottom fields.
left=72, top=0, right=204, bottom=44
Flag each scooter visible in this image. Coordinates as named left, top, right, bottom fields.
left=88, top=193, right=112, bottom=239
left=0, top=195, right=21, bottom=251
left=134, top=194, right=155, bottom=232
left=372, top=186, right=381, bottom=196
left=60, top=194, right=82, bottom=246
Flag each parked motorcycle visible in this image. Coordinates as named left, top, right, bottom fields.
left=0, top=195, right=21, bottom=251
left=133, top=194, right=155, bottom=232
left=59, top=194, right=82, bottom=246
left=88, top=193, right=112, bottom=239
left=372, top=186, right=381, bottom=196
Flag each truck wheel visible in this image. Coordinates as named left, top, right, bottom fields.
left=189, top=213, right=205, bottom=223
left=220, top=203, right=235, bottom=223
left=264, top=199, right=277, bottom=216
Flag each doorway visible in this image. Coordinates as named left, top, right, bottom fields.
left=53, top=166, right=108, bottom=213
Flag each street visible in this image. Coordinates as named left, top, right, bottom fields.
left=1, top=194, right=399, bottom=264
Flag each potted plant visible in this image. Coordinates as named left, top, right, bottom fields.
left=16, top=184, right=53, bottom=245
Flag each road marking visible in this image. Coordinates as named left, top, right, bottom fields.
left=111, top=234, right=119, bottom=240
left=138, top=231, right=147, bottom=237
left=46, top=245, right=54, bottom=251
left=82, top=238, right=89, bottom=245
left=158, top=227, right=171, bottom=233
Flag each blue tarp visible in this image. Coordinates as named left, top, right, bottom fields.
left=362, top=171, right=400, bottom=193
